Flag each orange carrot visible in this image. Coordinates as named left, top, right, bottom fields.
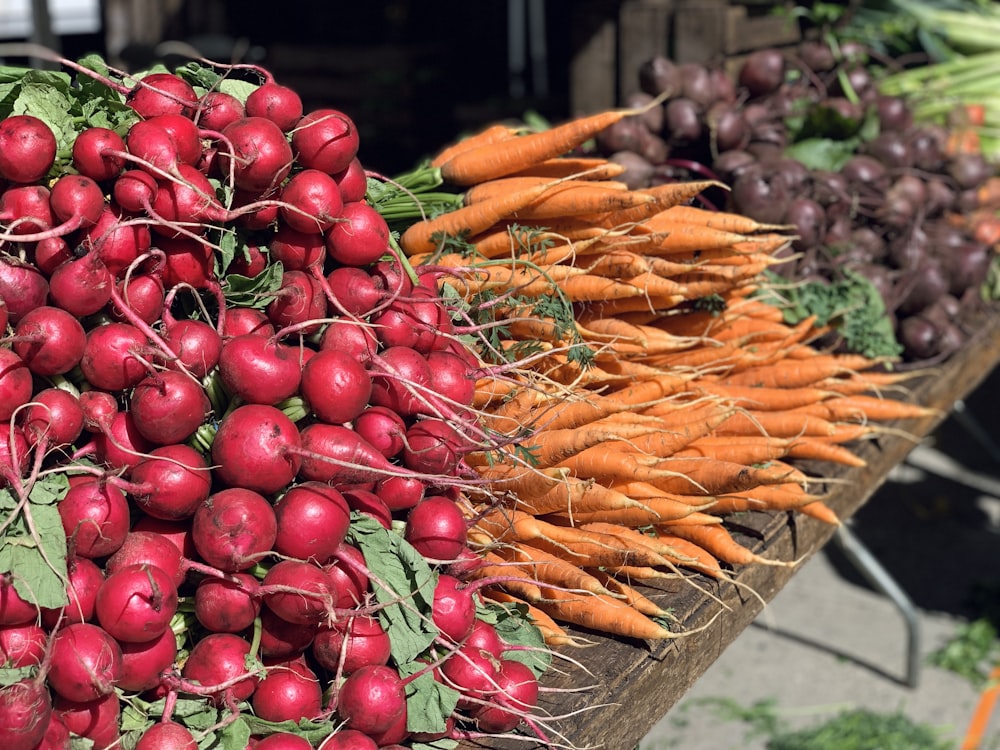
left=481, top=590, right=579, bottom=647
left=496, top=542, right=620, bottom=597
left=649, top=531, right=728, bottom=577
left=673, top=434, right=795, bottom=464
left=795, top=499, right=842, bottom=525
left=472, top=463, right=571, bottom=500
left=784, top=437, right=867, bottom=467
left=523, top=420, right=666, bottom=468
left=713, top=409, right=840, bottom=438
left=549, top=499, right=720, bottom=528
left=660, top=522, right=796, bottom=568
left=429, top=123, right=520, bottom=168
left=464, top=176, right=628, bottom=203
left=959, top=662, right=1000, bottom=750
left=792, top=393, right=939, bottom=423
left=438, top=105, right=655, bottom=186
left=587, top=180, right=727, bottom=226
left=718, top=353, right=875, bottom=389
left=506, top=156, right=627, bottom=180
left=532, top=586, right=679, bottom=640
left=515, top=477, right=652, bottom=516
left=659, top=204, right=793, bottom=233
left=585, top=568, right=674, bottom=618
left=464, top=551, right=544, bottom=603
left=692, top=382, right=838, bottom=412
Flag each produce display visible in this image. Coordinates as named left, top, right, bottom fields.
left=0, top=33, right=995, bottom=750
left=590, top=38, right=1000, bottom=366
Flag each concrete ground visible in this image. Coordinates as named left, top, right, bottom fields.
left=638, top=370, right=1000, bottom=750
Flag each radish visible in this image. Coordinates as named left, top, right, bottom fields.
left=93, top=410, right=154, bottom=471
left=150, top=162, right=228, bottom=233
left=425, top=349, right=478, bottom=410
left=292, top=109, right=360, bottom=175
left=191, top=487, right=277, bottom=572
left=325, top=266, right=385, bottom=315
left=324, top=544, right=369, bottom=607
left=133, top=721, right=197, bottom=750
left=228, top=242, right=267, bottom=277
left=157, top=235, right=215, bottom=289
left=79, top=205, right=151, bottom=277
left=79, top=322, right=150, bottom=392
left=0, top=114, right=57, bottom=184
left=318, top=319, right=378, bottom=365
left=94, top=562, right=178, bottom=643
left=0, top=256, right=48, bottom=324
left=431, top=574, right=477, bottom=643
left=371, top=285, right=451, bottom=353
left=33, top=714, right=72, bottom=750
left=335, top=664, right=407, bottom=738
left=221, top=306, right=275, bottom=338
left=404, top=495, right=468, bottom=562
left=0, top=423, right=29, bottom=488
left=352, top=406, right=406, bottom=459
left=58, top=479, right=130, bottom=559
left=311, top=614, right=391, bottom=675
left=251, top=659, right=322, bottom=723
left=127, top=443, right=213, bottom=521
left=341, top=487, right=393, bottom=529
left=318, top=729, right=378, bottom=750
left=147, top=113, right=203, bottom=166
left=197, top=90, right=245, bottom=131
left=78, top=390, right=117, bottom=434
left=0, top=622, right=46, bottom=667
left=118, top=626, right=178, bottom=693
left=325, top=201, right=390, bottom=267
left=218, top=117, right=294, bottom=193
left=0, top=575, right=38, bottom=626
left=161, top=317, right=222, bottom=378
left=440, top=642, right=499, bottom=710
left=52, top=691, right=120, bottom=750
left=127, top=73, right=198, bottom=118
left=129, top=370, right=211, bottom=445
left=113, top=169, right=158, bottom=213
left=193, top=572, right=260, bottom=633
left=266, top=269, right=328, bottom=333
left=111, top=271, right=166, bottom=326
left=401, top=418, right=469, bottom=476
left=300, top=349, right=372, bottom=425
left=231, top=186, right=280, bottom=230
left=104, top=529, right=185, bottom=588
left=245, top=82, right=303, bottom=133
left=295, top=422, right=405, bottom=486
left=465, top=618, right=506, bottom=660
left=39, top=555, right=104, bottom=628
left=255, top=734, right=313, bottom=750
left=369, top=345, right=434, bottom=417
left=279, top=168, right=343, bottom=233
left=333, top=156, right=368, bottom=203
left=47, top=252, right=114, bottom=318
left=0, top=349, right=32, bottom=422
left=258, top=605, right=318, bottom=660
left=211, top=404, right=301, bottom=494
left=273, top=481, right=350, bottom=563
left=48, top=622, right=123, bottom=703
left=0, top=676, right=52, bottom=750
left=470, top=658, right=539, bottom=733
left=376, top=475, right=425, bottom=512
left=131, top=515, right=197, bottom=559
left=72, top=127, right=127, bottom=182
left=217, top=333, right=303, bottom=405
left=261, top=559, right=335, bottom=626
left=0, top=184, right=53, bottom=235
left=180, top=632, right=260, bottom=706
left=269, top=224, right=327, bottom=270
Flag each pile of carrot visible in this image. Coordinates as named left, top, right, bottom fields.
left=400, top=104, right=939, bottom=646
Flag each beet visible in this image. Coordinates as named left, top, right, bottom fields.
left=731, top=163, right=790, bottom=225
left=638, top=56, right=680, bottom=97
left=739, top=49, right=786, bottom=98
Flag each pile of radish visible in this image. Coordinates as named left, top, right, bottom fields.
left=0, top=54, right=553, bottom=750
left=592, top=39, right=1000, bottom=365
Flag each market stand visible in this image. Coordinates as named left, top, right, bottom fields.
left=456, top=304, right=1000, bottom=750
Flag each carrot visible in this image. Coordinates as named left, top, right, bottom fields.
left=466, top=225, right=568, bottom=260
left=585, top=568, right=673, bottom=618
left=713, top=409, right=841, bottom=438
left=399, top=177, right=571, bottom=256
left=692, top=382, right=838, bottom=412
left=515, top=477, right=652, bottom=516
left=506, top=156, right=627, bottom=180
left=718, top=353, right=875, bottom=389
left=464, top=551, right=545, bottom=603
left=587, top=180, right=727, bottom=226
left=472, top=463, right=572, bottom=500
left=481, top=590, right=581, bottom=647
left=659, top=204, right=793, bottom=233
left=959, top=661, right=1000, bottom=750
left=660, top=522, right=796, bottom=568
left=612, top=404, right=737, bottom=458
left=795, top=499, right=841, bottom=525
left=532, top=586, right=679, bottom=640
left=584, top=249, right=653, bottom=279
left=647, top=531, right=729, bottom=577
left=465, top=176, right=628, bottom=202
left=784, top=437, right=867, bottom=467
left=438, top=105, right=657, bottom=186
left=549, top=500, right=720, bottom=528
left=647, top=224, right=752, bottom=255
left=673, top=434, right=796, bottom=465
left=495, top=542, right=621, bottom=597
left=555, top=273, right=652, bottom=302
left=429, top=122, right=520, bottom=168
left=650, top=455, right=807, bottom=496
left=522, top=420, right=667, bottom=468
left=448, top=260, right=589, bottom=298
left=792, top=393, right=940, bottom=423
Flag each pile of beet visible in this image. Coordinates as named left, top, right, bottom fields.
left=593, top=40, right=999, bottom=365
left=0, top=55, right=550, bottom=750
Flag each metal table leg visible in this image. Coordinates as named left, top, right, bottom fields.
left=833, top=522, right=922, bottom=688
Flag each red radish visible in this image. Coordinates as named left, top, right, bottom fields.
left=147, top=113, right=202, bottom=166
left=318, top=729, right=378, bottom=750
left=261, top=559, right=335, bottom=626
left=369, top=345, right=434, bottom=417
left=228, top=242, right=267, bottom=277
left=192, top=487, right=277, bottom=572
left=431, top=574, right=477, bottom=643
left=405, top=495, right=468, bottom=562
left=221, top=305, right=275, bottom=338
left=0, top=349, right=32, bottom=422
left=194, top=572, right=260, bottom=633
left=130, top=370, right=211, bottom=445
left=58, top=479, right=130, bottom=559
left=280, top=168, right=343, bottom=233
left=72, top=126, right=127, bottom=182
left=246, top=82, right=303, bottom=132
left=32, top=236, right=72, bottom=275
left=127, top=444, right=213, bottom=521
left=131, top=515, right=197, bottom=559
left=426, top=349, right=478, bottom=409
left=0, top=173, right=108, bottom=243
left=0, top=256, right=47, bottom=324
left=311, top=615, right=391, bottom=675
left=295, top=422, right=405, bottom=486
left=33, top=714, right=72, bottom=750
left=266, top=269, right=328, bottom=333
left=335, top=664, right=407, bottom=738
left=231, top=186, right=280, bottom=230
left=325, top=201, right=390, bottom=266
left=180, top=632, right=260, bottom=706
left=441, top=642, right=499, bottom=709
left=292, top=108, right=360, bottom=175
left=333, top=156, right=368, bottom=203
left=0, top=423, right=29, bottom=488
left=471, top=658, right=539, bottom=733
left=218, top=116, right=294, bottom=193
left=40, top=556, right=104, bottom=628
left=0, top=114, right=56, bottom=183
left=157, top=235, right=214, bottom=288
left=0, top=575, right=38, bottom=626
left=47, top=252, right=114, bottom=318
left=197, top=90, right=245, bottom=131
left=353, top=406, right=406, bottom=459
left=93, top=410, right=154, bottom=471
left=0, top=184, right=53, bottom=234
left=104, top=530, right=185, bottom=588
left=258, top=605, right=318, bottom=660
left=127, top=73, right=197, bottom=118
left=300, top=349, right=372, bottom=425
left=371, top=286, right=451, bottom=353
left=0, top=622, right=46, bottom=667
left=79, top=205, right=151, bottom=276
left=370, top=710, right=410, bottom=747
left=52, top=691, right=120, bottom=750
left=402, top=418, right=469, bottom=476
left=376, top=475, right=425, bottom=512
left=325, top=266, right=385, bottom=315
left=133, top=721, right=197, bottom=750
left=113, top=169, right=158, bottom=213
left=255, top=734, right=313, bottom=750
left=318, top=319, right=378, bottom=365
left=211, top=404, right=301, bottom=494
left=78, top=390, right=117, bottom=434
left=0, top=676, right=51, bottom=750
left=218, top=333, right=303, bottom=405
left=150, top=162, right=228, bottom=233
left=118, top=626, right=178, bottom=693
left=465, top=618, right=506, bottom=660
left=161, top=317, right=222, bottom=378
left=79, top=322, right=149, bottom=392
left=251, top=659, right=322, bottom=723
left=111, top=271, right=165, bottom=326
left=273, top=481, right=350, bottom=562
left=94, top=563, right=178, bottom=643
left=372, top=258, right=414, bottom=299
left=269, top=223, right=327, bottom=270
left=324, top=543, right=370, bottom=607
left=341, top=487, right=393, bottom=530
left=48, top=622, right=123, bottom=702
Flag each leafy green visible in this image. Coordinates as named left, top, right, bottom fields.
left=783, top=101, right=880, bottom=171
left=478, top=600, right=552, bottom=676
left=928, top=617, right=1000, bottom=687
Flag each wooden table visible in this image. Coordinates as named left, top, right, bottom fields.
left=459, top=306, right=1000, bottom=750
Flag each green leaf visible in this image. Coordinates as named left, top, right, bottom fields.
left=783, top=137, right=859, bottom=171
left=397, top=659, right=461, bottom=736
left=174, top=61, right=223, bottom=91
left=210, top=716, right=251, bottom=750
left=240, top=715, right=338, bottom=744
left=218, top=79, right=261, bottom=104
left=480, top=601, right=551, bottom=676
